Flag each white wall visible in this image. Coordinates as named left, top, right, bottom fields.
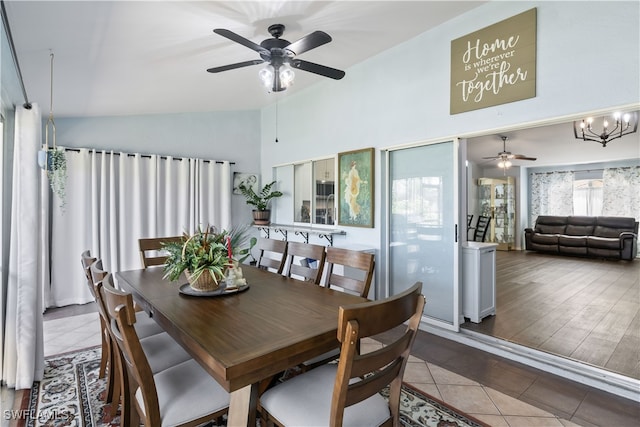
left=261, top=1, right=640, bottom=250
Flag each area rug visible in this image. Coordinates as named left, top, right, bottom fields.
left=19, top=347, right=486, bottom=427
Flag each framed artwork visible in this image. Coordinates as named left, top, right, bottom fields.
left=338, top=147, right=374, bottom=227
left=233, top=172, right=259, bottom=195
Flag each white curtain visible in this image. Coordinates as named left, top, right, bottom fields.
left=602, top=166, right=640, bottom=218
left=1, top=104, right=47, bottom=389
left=529, top=171, right=574, bottom=226
left=48, top=149, right=232, bottom=308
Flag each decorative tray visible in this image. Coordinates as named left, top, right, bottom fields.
left=179, top=282, right=250, bottom=297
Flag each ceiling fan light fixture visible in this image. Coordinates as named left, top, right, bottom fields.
left=259, top=65, right=274, bottom=89
left=279, top=64, right=295, bottom=87
left=497, top=159, right=512, bottom=169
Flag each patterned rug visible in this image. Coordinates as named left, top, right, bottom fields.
left=20, top=347, right=486, bottom=427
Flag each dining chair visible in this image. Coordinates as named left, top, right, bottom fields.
left=282, top=241, right=326, bottom=284
left=467, top=214, right=474, bottom=227
left=89, top=260, right=164, bottom=338
left=473, top=215, right=491, bottom=242
left=80, top=250, right=107, bottom=379
left=256, top=238, right=288, bottom=274
left=297, top=247, right=376, bottom=372
left=259, top=281, right=425, bottom=427
left=101, top=273, right=230, bottom=427
left=138, top=236, right=183, bottom=268
left=89, top=262, right=191, bottom=412
left=322, top=247, right=375, bottom=298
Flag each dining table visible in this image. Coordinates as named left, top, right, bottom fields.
left=115, top=264, right=367, bottom=426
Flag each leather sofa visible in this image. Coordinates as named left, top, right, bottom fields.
left=524, top=216, right=638, bottom=261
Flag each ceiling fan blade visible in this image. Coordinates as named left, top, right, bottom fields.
left=513, top=155, right=537, bottom=161
left=482, top=156, right=499, bottom=160
left=286, top=31, right=332, bottom=56
left=207, top=59, right=265, bottom=73
left=213, top=29, right=269, bottom=55
left=291, top=59, right=345, bottom=80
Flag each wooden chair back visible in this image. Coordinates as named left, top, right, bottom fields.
left=138, top=236, right=183, bottom=268
left=330, top=282, right=425, bottom=426
left=467, top=214, right=474, bottom=227
left=81, top=250, right=97, bottom=296
left=87, top=259, right=120, bottom=411
left=323, top=247, right=375, bottom=298
left=474, top=215, right=491, bottom=242
left=256, top=238, right=288, bottom=274
left=101, top=272, right=159, bottom=426
left=283, top=241, right=326, bottom=284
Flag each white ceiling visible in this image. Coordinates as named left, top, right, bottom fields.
left=4, top=1, right=639, bottom=167
left=4, top=0, right=485, bottom=117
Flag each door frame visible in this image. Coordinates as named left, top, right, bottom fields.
left=383, top=138, right=461, bottom=332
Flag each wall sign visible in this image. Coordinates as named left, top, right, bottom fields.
left=450, top=8, right=537, bottom=114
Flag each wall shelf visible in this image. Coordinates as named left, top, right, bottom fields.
left=254, top=223, right=345, bottom=246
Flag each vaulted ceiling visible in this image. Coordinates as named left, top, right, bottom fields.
left=4, top=1, right=484, bottom=117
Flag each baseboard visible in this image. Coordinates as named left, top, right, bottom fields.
left=421, top=324, right=640, bottom=402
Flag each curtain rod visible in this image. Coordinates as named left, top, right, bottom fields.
left=1, top=1, right=31, bottom=109
left=530, top=165, right=637, bottom=175
left=62, top=147, right=235, bottom=165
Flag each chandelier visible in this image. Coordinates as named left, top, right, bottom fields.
left=573, top=112, right=638, bottom=147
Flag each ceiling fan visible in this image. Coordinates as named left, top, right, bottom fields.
left=206, top=24, right=345, bottom=92
left=482, top=136, right=537, bottom=170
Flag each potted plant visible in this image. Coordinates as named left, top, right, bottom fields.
left=38, top=147, right=67, bottom=211
left=229, top=223, right=257, bottom=265
left=238, top=180, right=283, bottom=225
left=162, top=226, right=233, bottom=291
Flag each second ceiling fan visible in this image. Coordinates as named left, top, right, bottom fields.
left=483, top=136, right=536, bottom=170
left=206, top=24, right=345, bottom=92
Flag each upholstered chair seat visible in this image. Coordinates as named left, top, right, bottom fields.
left=260, top=364, right=390, bottom=426
left=135, top=359, right=230, bottom=426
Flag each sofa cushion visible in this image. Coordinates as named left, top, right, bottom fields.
left=593, top=226, right=624, bottom=238
left=558, top=235, right=588, bottom=247
left=567, top=216, right=597, bottom=227
left=559, top=246, right=588, bottom=256
left=587, top=236, right=620, bottom=249
left=565, top=224, right=594, bottom=236
left=537, top=225, right=566, bottom=234
left=531, top=233, right=559, bottom=245
left=535, top=216, right=568, bottom=226
left=596, top=216, right=637, bottom=230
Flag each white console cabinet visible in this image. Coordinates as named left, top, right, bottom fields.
left=462, top=242, right=498, bottom=323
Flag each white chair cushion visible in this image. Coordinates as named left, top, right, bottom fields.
left=134, top=311, right=164, bottom=338
left=136, top=359, right=229, bottom=426
left=139, top=332, right=191, bottom=374
left=260, top=364, right=390, bottom=426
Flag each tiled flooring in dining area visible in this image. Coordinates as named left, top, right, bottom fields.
left=32, top=303, right=640, bottom=427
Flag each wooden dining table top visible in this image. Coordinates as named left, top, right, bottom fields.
left=115, top=265, right=367, bottom=393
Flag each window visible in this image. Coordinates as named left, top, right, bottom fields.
left=573, top=178, right=603, bottom=216
left=293, top=158, right=335, bottom=225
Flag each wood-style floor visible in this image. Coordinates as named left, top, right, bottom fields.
left=462, top=250, right=640, bottom=380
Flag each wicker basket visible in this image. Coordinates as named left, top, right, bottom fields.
left=185, top=270, right=221, bottom=292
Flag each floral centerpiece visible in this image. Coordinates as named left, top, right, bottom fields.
left=162, top=225, right=252, bottom=291
left=162, top=226, right=233, bottom=291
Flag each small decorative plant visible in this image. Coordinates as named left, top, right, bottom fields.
left=238, top=180, right=283, bottom=225
left=39, top=147, right=67, bottom=211
left=238, top=180, right=283, bottom=211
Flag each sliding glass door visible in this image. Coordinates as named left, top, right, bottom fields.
left=386, top=140, right=460, bottom=330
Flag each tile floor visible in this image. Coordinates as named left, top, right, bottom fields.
left=4, top=303, right=639, bottom=427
